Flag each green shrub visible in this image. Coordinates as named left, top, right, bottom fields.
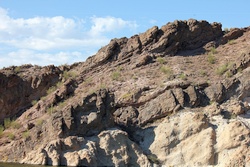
left=216, top=64, right=228, bottom=75
left=63, top=71, right=77, bottom=80
left=237, top=67, right=243, bottom=73
left=47, top=104, right=56, bottom=115
left=4, top=118, right=21, bottom=129
left=111, top=71, right=121, bottom=81
left=4, top=118, right=11, bottom=129
left=121, top=92, right=133, bottom=100
left=8, top=133, right=15, bottom=140
left=200, top=70, right=207, bottom=77
left=36, top=119, right=44, bottom=126
left=14, top=66, right=21, bottom=73
left=10, top=121, right=21, bottom=129
left=56, top=81, right=63, bottom=88
left=31, top=100, right=38, bottom=106
left=156, top=57, right=166, bottom=64
left=46, top=86, right=57, bottom=95
left=179, top=73, right=187, bottom=80
left=210, top=47, right=217, bottom=54
left=228, top=40, right=236, bottom=45
left=207, top=53, right=216, bottom=64
left=147, top=154, right=160, bottom=164
left=225, top=71, right=233, bottom=78
left=0, top=125, right=4, bottom=137
left=22, top=130, right=30, bottom=139
left=160, top=66, right=172, bottom=76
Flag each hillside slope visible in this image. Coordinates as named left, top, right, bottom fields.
left=0, top=19, right=250, bottom=166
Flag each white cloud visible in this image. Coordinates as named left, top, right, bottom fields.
left=0, top=7, right=139, bottom=68
left=0, top=49, right=88, bottom=68
left=89, top=16, right=138, bottom=36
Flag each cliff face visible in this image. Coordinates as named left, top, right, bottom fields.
left=0, top=19, right=250, bottom=166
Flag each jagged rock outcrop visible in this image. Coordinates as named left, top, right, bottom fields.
left=0, top=19, right=250, bottom=166
left=0, top=65, right=62, bottom=122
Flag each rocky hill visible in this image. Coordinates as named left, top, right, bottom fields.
left=0, top=19, right=250, bottom=166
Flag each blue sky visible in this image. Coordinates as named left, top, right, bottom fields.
left=0, top=1, right=249, bottom=68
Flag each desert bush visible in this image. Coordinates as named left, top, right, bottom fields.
left=63, top=71, right=77, bottom=80
left=7, top=133, right=15, bottom=140
left=156, top=57, right=166, bottom=64
left=228, top=40, right=236, bottom=45
left=4, top=118, right=11, bottom=129
left=46, top=86, right=57, bottom=95
left=0, top=125, right=4, bottom=137
left=36, top=119, right=44, bottom=126
left=22, top=130, right=30, bottom=139
left=121, top=92, right=133, bottom=100
left=4, top=118, right=21, bottom=129
left=160, top=66, right=172, bottom=76
left=216, top=64, right=228, bottom=75
left=200, top=70, right=207, bottom=77
left=47, top=104, right=56, bottom=115
left=111, top=71, right=121, bottom=81
left=179, top=73, right=187, bottom=80
left=210, top=47, right=217, bottom=54
left=225, top=71, right=233, bottom=78
left=14, top=66, right=21, bottom=73
left=207, top=53, right=216, bottom=64
left=10, top=121, right=21, bottom=129
left=31, top=100, right=38, bottom=106
left=56, top=81, right=63, bottom=88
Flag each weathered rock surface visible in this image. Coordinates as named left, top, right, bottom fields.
left=0, top=19, right=250, bottom=166
left=21, top=129, right=150, bottom=166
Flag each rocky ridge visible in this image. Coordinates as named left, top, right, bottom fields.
left=0, top=19, right=250, bottom=166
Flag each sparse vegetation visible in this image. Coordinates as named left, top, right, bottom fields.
left=31, top=100, right=38, bottom=106
left=14, top=66, right=21, bottom=73
left=56, top=81, right=63, bottom=88
left=0, top=125, right=4, bottom=137
left=7, top=133, right=15, bottom=140
left=160, top=66, right=172, bottom=76
left=121, top=92, right=133, bottom=100
left=156, top=57, right=166, bottom=64
left=3, top=118, right=20, bottom=129
left=210, top=47, right=217, bottom=54
left=230, top=113, right=237, bottom=119
left=99, top=84, right=107, bottom=89
left=207, top=53, right=216, bottom=64
left=57, top=101, right=67, bottom=109
left=179, top=73, right=187, bottom=80
left=111, top=71, right=121, bottom=81
left=4, top=118, right=12, bottom=129
left=63, top=70, right=77, bottom=80
left=36, top=119, right=44, bottom=126
left=147, top=154, right=161, bottom=164
left=200, top=70, right=207, bottom=77
left=237, top=67, right=243, bottom=73
left=46, top=86, right=57, bottom=95
left=10, top=120, right=21, bottom=129
left=216, top=64, right=229, bottom=76
left=228, top=39, right=236, bottom=45
left=47, top=104, right=56, bottom=115
left=225, top=71, right=233, bottom=78
left=22, top=130, right=30, bottom=139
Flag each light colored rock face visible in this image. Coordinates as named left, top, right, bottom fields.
left=21, top=129, right=150, bottom=167
left=137, top=112, right=250, bottom=166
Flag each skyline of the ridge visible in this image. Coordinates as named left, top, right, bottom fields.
left=0, top=0, right=249, bottom=68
